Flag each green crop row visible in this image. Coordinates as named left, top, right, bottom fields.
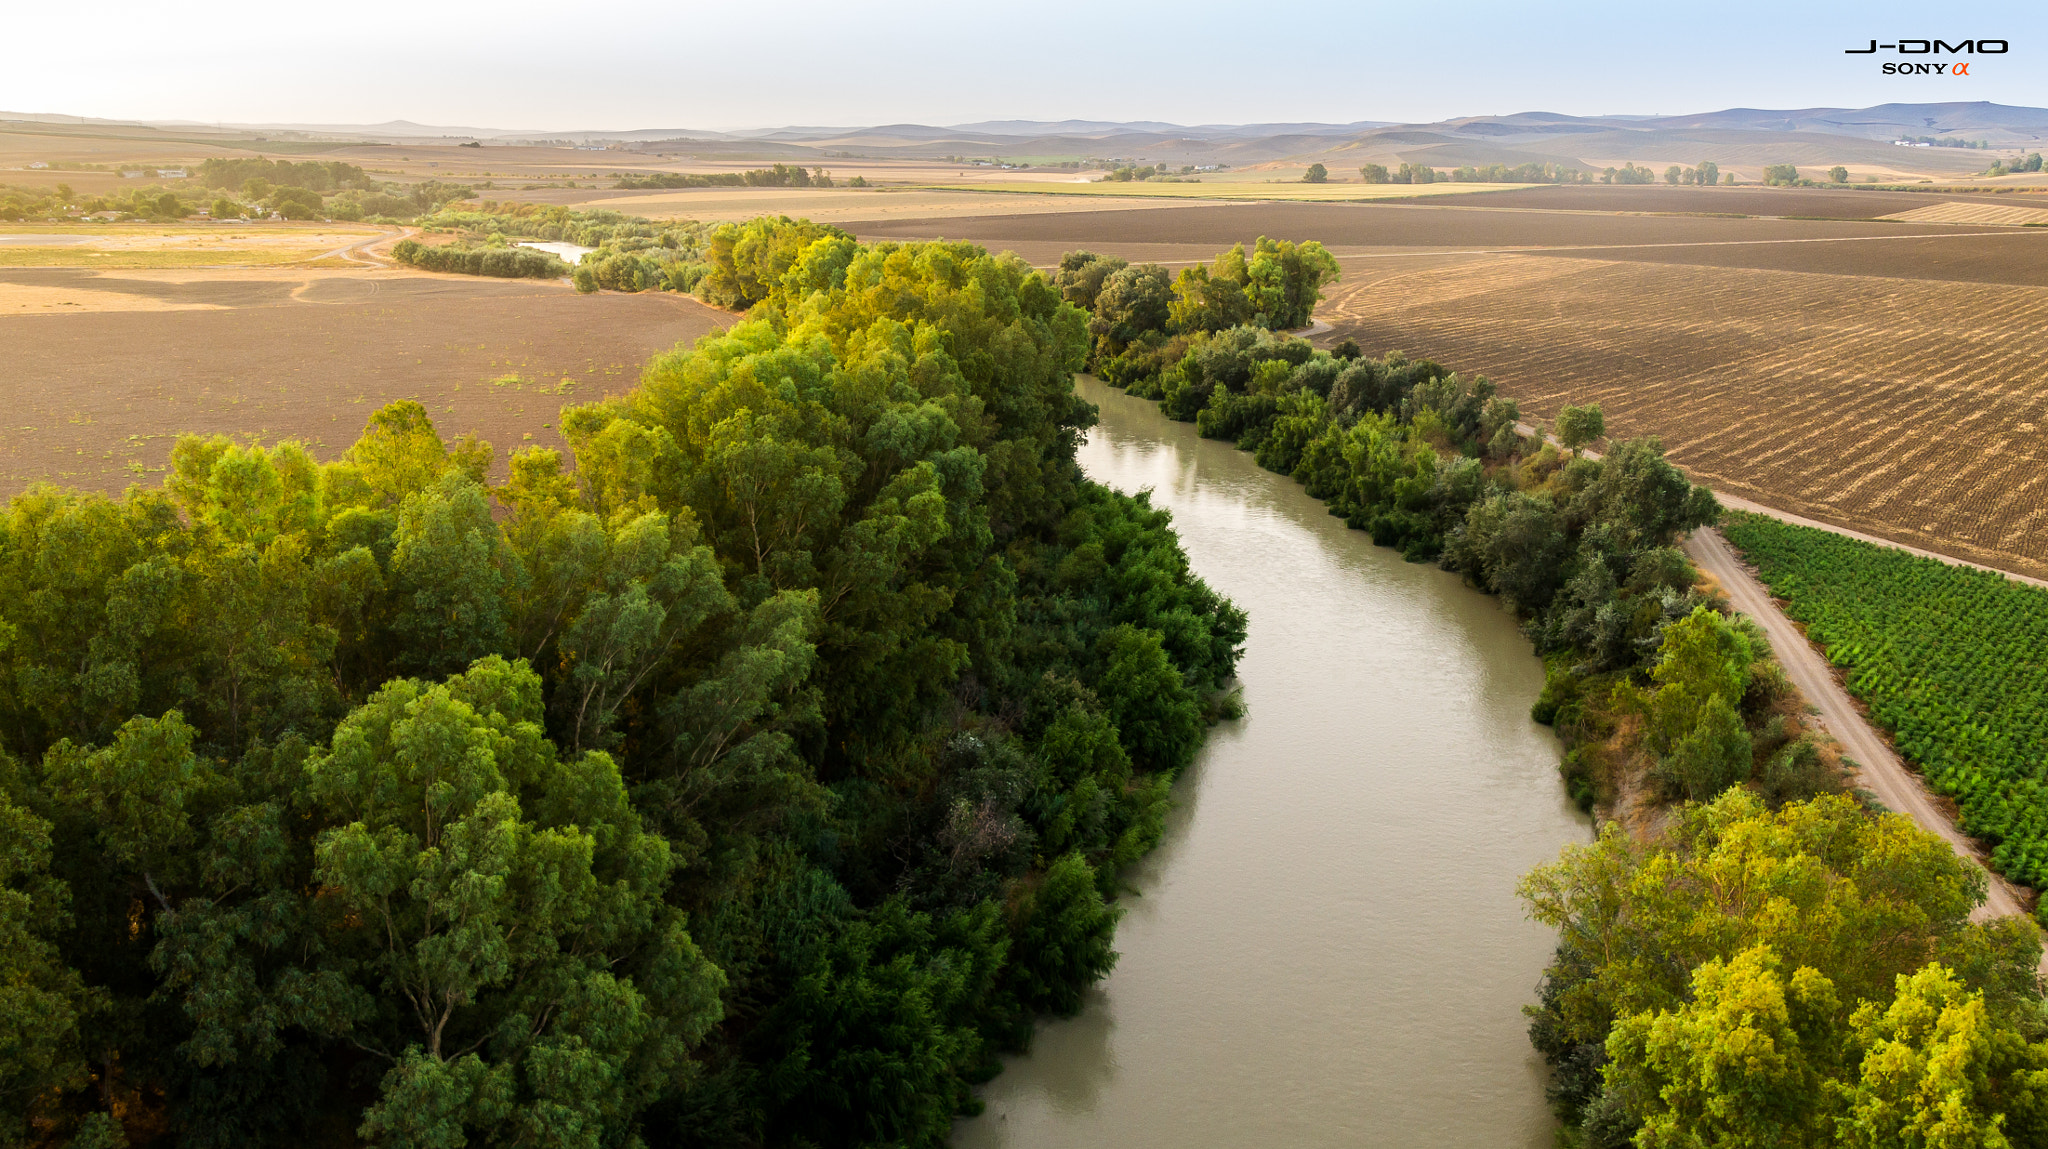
left=1722, top=511, right=2048, bottom=885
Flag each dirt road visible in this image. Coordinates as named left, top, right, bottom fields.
left=1685, top=527, right=2031, bottom=924
left=1496, top=418, right=2037, bottom=928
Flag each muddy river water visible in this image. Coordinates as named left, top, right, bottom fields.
left=955, top=377, right=1590, bottom=1147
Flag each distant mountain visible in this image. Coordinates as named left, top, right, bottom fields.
left=7, top=102, right=2042, bottom=164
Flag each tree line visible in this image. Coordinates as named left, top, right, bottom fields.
left=0, top=220, right=1244, bottom=1146
left=198, top=159, right=372, bottom=195
left=1359, top=161, right=1593, bottom=185
left=615, top=165, right=834, bottom=190
left=389, top=238, right=570, bottom=279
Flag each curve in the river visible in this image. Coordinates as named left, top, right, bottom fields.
left=954, top=377, right=1590, bottom=1148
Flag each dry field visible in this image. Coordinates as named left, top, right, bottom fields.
left=0, top=269, right=728, bottom=496
left=1389, top=184, right=2036, bottom=218
left=849, top=190, right=2048, bottom=577
left=852, top=199, right=2048, bottom=285
left=1882, top=201, right=2048, bottom=226
left=488, top=185, right=1207, bottom=225
left=0, top=223, right=389, bottom=269
left=911, top=180, right=1528, bottom=202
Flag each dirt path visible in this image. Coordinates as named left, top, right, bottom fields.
left=324, top=226, right=409, bottom=267
left=1489, top=418, right=2039, bottom=931
left=1685, top=527, right=2032, bottom=926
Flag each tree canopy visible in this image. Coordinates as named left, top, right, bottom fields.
left=0, top=220, right=1245, bottom=1146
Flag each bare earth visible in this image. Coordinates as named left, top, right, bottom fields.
left=0, top=269, right=729, bottom=494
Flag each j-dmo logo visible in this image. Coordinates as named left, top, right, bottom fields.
left=1845, top=39, right=2008, bottom=75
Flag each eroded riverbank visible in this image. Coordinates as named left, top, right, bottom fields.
left=954, top=377, right=1590, bottom=1148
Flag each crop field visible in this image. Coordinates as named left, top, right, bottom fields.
left=0, top=269, right=728, bottom=494
left=1722, top=512, right=2048, bottom=885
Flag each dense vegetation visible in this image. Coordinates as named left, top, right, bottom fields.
left=389, top=237, right=569, bottom=278
left=1055, top=241, right=2017, bottom=1146
left=1525, top=788, right=2047, bottom=1147
left=0, top=222, right=1244, bottom=1146
left=411, top=202, right=720, bottom=292
left=616, top=166, right=834, bottom=190
left=1055, top=241, right=1855, bottom=821
left=1723, top=512, right=2048, bottom=891
left=198, top=159, right=373, bottom=194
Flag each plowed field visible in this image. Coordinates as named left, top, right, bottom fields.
left=1315, top=253, right=2048, bottom=576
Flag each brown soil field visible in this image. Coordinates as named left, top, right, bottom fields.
left=0, top=269, right=728, bottom=496
left=1312, top=252, right=2048, bottom=577
left=484, top=185, right=1206, bottom=225
left=1523, top=228, right=2048, bottom=286
left=1385, top=184, right=2023, bottom=218
left=851, top=200, right=1940, bottom=249
left=852, top=201, right=2048, bottom=287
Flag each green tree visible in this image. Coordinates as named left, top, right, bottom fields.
left=1607, top=945, right=1841, bottom=1147
left=0, top=791, right=91, bottom=1143
left=1007, top=852, right=1120, bottom=1015
left=1088, top=263, right=1176, bottom=356
left=1303, top=163, right=1328, bottom=184
left=1836, top=963, right=2048, bottom=1147
left=1358, top=163, right=1389, bottom=184
left=1243, top=236, right=1340, bottom=330
left=309, top=657, right=724, bottom=1147
left=1555, top=403, right=1605, bottom=454
left=1828, top=165, right=1850, bottom=184
left=1695, top=160, right=1720, bottom=186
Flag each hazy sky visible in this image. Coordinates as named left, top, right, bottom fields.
left=7, top=0, right=2043, bottom=130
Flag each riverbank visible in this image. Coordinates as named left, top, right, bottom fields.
left=955, top=375, right=1588, bottom=1148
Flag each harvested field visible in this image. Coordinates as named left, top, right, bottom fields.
left=1524, top=228, right=2048, bottom=286
left=1881, top=201, right=2048, bottom=226
left=853, top=200, right=2048, bottom=287
left=0, top=224, right=389, bottom=269
left=915, top=180, right=1527, bottom=201
left=500, top=186, right=1206, bottom=225
left=1314, top=252, right=2048, bottom=577
left=0, top=269, right=729, bottom=495
left=1385, top=184, right=2025, bottom=218
left=853, top=200, right=1946, bottom=250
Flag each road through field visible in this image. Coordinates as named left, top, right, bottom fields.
left=1685, top=528, right=2033, bottom=926
left=1508, top=422, right=2038, bottom=929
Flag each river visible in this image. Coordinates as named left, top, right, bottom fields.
left=954, top=377, right=1590, bottom=1148
left=514, top=240, right=593, bottom=264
